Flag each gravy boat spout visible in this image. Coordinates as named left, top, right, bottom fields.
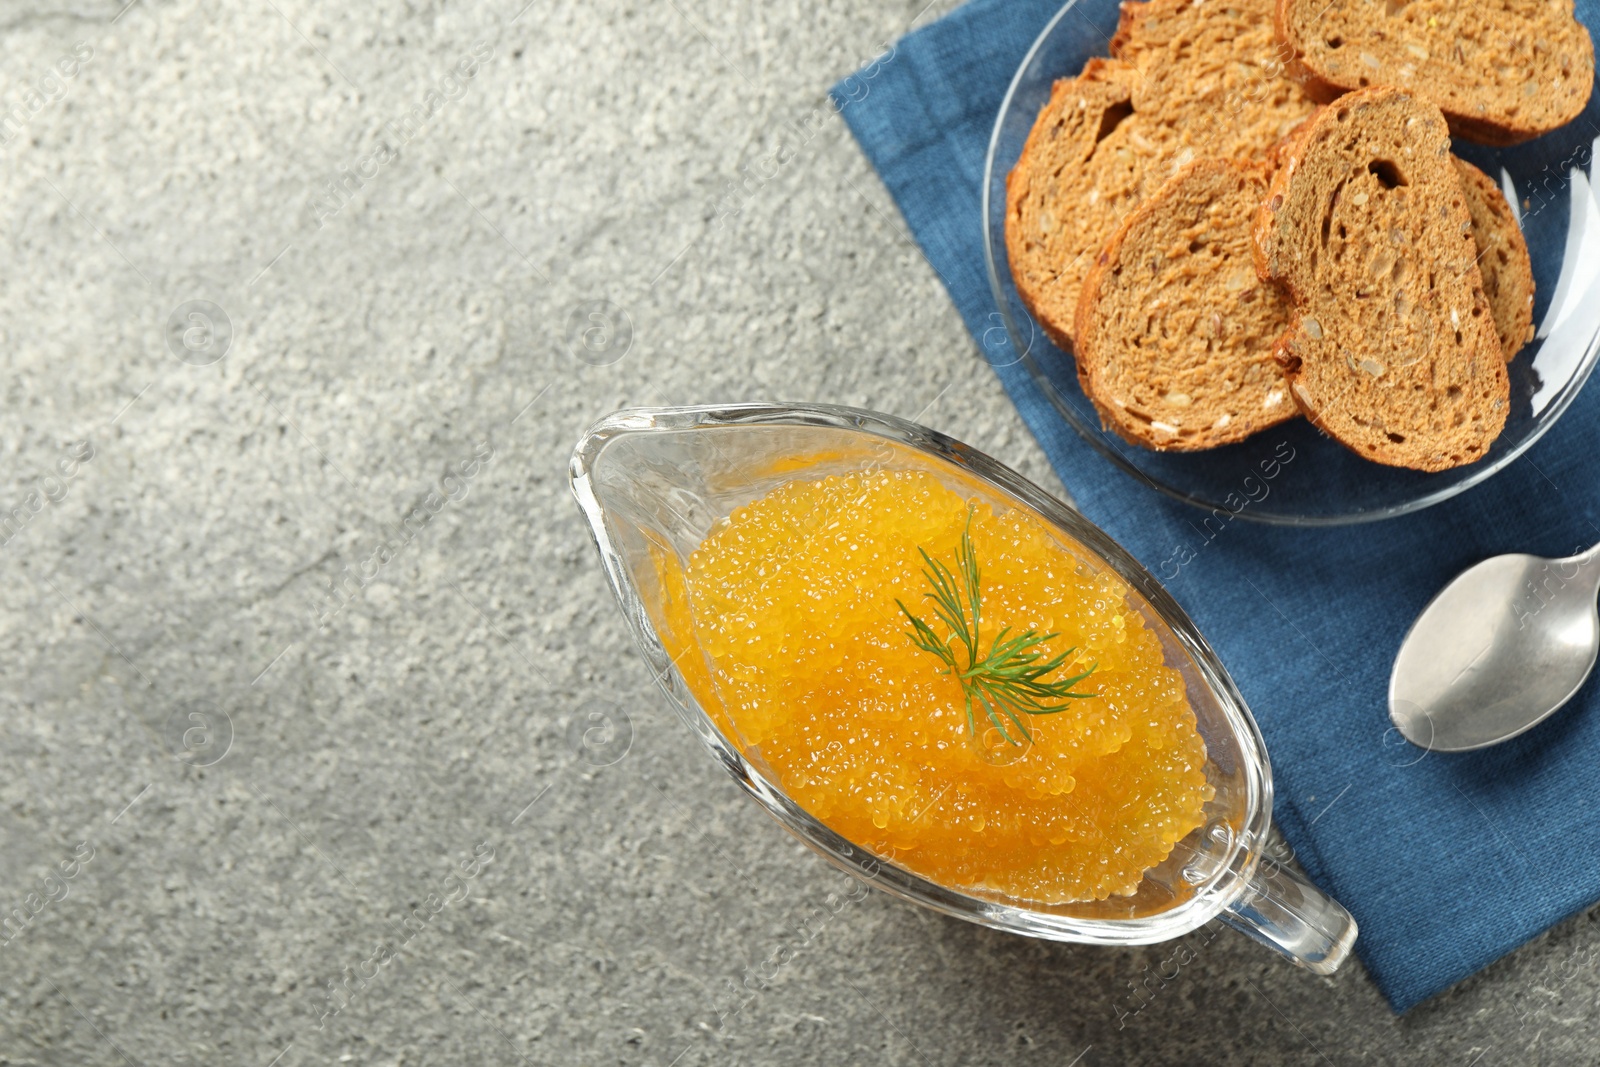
left=570, top=403, right=1356, bottom=973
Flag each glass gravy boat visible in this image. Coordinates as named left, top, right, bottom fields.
left=570, top=403, right=1356, bottom=972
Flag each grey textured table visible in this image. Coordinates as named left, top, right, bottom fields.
left=2, top=0, right=1597, bottom=1063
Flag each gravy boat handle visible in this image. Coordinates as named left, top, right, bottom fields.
left=1220, top=847, right=1358, bottom=975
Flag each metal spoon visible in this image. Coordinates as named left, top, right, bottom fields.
left=1390, top=543, right=1600, bottom=752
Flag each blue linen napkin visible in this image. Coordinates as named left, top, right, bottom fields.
left=834, top=0, right=1600, bottom=1013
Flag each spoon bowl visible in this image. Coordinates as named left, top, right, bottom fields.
left=1390, top=546, right=1600, bottom=752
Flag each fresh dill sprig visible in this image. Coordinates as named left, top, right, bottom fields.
left=896, top=509, right=1097, bottom=746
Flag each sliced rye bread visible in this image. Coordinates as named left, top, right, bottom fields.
left=1113, top=0, right=1313, bottom=141
left=1454, top=157, right=1536, bottom=359
left=1075, top=159, right=1295, bottom=450
left=1006, top=0, right=1317, bottom=349
left=1276, top=0, right=1594, bottom=146
left=1005, top=59, right=1147, bottom=353
left=1070, top=150, right=1528, bottom=453
left=1254, top=87, right=1510, bottom=471
left=1279, top=147, right=1534, bottom=359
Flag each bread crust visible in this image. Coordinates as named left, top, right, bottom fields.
left=1453, top=157, right=1536, bottom=360
left=1252, top=112, right=1318, bottom=282
left=1255, top=88, right=1510, bottom=471
left=1273, top=0, right=1595, bottom=146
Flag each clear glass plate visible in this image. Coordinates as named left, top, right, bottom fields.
left=981, top=0, right=1600, bottom=525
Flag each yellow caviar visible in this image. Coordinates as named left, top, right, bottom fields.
left=657, top=467, right=1212, bottom=903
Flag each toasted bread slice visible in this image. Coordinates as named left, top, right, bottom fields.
left=1006, top=59, right=1147, bottom=353
left=1006, top=0, right=1316, bottom=349
left=1075, top=160, right=1295, bottom=450
left=1113, top=0, right=1315, bottom=145
left=1269, top=151, right=1534, bottom=358
left=1254, top=88, right=1509, bottom=472
left=1454, top=157, right=1536, bottom=359
left=1276, top=0, right=1594, bottom=146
